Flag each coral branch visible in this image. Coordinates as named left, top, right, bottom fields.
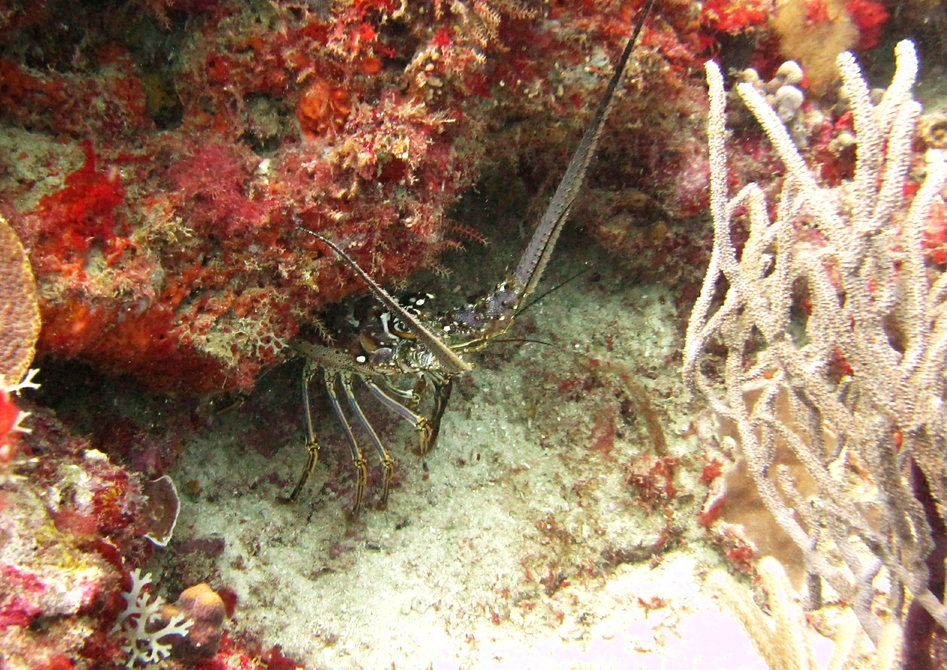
left=113, top=569, right=193, bottom=668
left=684, top=40, right=947, bottom=654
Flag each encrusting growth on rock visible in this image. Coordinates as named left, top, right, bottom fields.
left=162, top=582, right=227, bottom=662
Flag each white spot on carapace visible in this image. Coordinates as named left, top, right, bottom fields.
left=380, top=311, right=393, bottom=339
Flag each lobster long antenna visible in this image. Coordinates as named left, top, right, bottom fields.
left=513, top=0, right=656, bottom=301
left=517, top=266, right=591, bottom=317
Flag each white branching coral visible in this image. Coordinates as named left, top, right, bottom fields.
left=113, top=569, right=193, bottom=667
left=3, top=367, right=41, bottom=432
left=0, top=368, right=41, bottom=480
left=684, top=39, right=947, bottom=650
left=708, top=557, right=903, bottom=670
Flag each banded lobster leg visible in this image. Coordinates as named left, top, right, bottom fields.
left=364, top=377, right=454, bottom=456
left=289, top=341, right=447, bottom=511
left=338, top=373, right=394, bottom=511
left=286, top=364, right=373, bottom=510
left=363, top=378, right=450, bottom=456
left=324, top=370, right=369, bottom=511
left=287, top=360, right=320, bottom=504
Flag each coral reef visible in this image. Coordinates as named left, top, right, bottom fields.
left=5, top=1, right=947, bottom=668
left=2, top=0, right=481, bottom=393
left=0, top=230, right=244, bottom=666
left=0, top=0, right=904, bottom=395
left=1, top=403, right=302, bottom=668
left=1, top=407, right=148, bottom=668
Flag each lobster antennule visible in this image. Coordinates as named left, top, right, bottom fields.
left=513, top=0, right=656, bottom=302
left=299, top=228, right=473, bottom=374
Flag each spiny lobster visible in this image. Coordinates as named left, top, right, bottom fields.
left=289, top=0, right=656, bottom=514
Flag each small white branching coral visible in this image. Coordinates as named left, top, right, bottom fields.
left=112, top=569, right=192, bottom=667
left=3, top=368, right=41, bottom=433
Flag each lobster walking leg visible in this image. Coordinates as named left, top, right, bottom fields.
left=325, top=370, right=368, bottom=515
left=340, top=373, right=395, bottom=510
left=365, top=379, right=434, bottom=455
left=428, top=379, right=453, bottom=454
left=287, top=361, right=321, bottom=503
